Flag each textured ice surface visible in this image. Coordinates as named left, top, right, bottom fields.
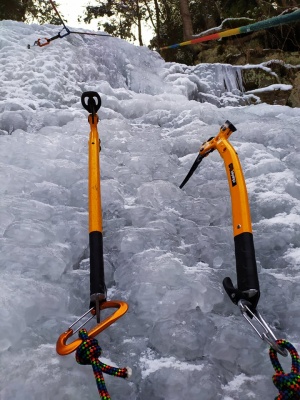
left=1, top=20, right=300, bottom=400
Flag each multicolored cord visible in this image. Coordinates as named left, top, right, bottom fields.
left=160, top=9, right=300, bottom=50
left=269, top=339, right=300, bottom=399
left=76, top=329, right=128, bottom=399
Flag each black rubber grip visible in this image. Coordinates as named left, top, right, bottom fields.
left=89, top=231, right=106, bottom=298
left=234, top=232, right=260, bottom=293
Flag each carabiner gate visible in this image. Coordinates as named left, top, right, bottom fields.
left=238, top=300, right=288, bottom=357
left=56, top=300, right=128, bottom=356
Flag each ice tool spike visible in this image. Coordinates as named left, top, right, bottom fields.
left=179, top=136, right=215, bottom=189
left=179, top=154, right=204, bottom=189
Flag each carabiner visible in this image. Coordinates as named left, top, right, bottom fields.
left=238, top=300, right=288, bottom=357
left=35, top=38, right=50, bottom=47
left=56, top=300, right=128, bottom=356
left=59, top=27, right=71, bottom=38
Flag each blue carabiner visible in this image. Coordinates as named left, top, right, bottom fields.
left=59, top=27, right=71, bottom=38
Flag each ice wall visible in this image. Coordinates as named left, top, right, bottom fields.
left=162, top=62, right=250, bottom=107
left=1, top=20, right=300, bottom=400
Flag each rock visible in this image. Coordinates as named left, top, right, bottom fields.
left=193, top=41, right=300, bottom=107
left=288, top=71, right=300, bottom=107
left=241, top=59, right=300, bottom=107
left=245, top=84, right=293, bottom=106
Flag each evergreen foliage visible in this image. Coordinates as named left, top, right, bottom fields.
left=84, top=0, right=148, bottom=45
left=156, top=0, right=300, bottom=62
left=83, top=0, right=299, bottom=54
left=0, top=0, right=63, bottom=24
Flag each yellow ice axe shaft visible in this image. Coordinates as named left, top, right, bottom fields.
left=89, top=113, right=102, bottom=233
left=56, top=92, right=129, bottom=356
left=197, top=121, right=260, bottom=308
left=88, top=112, right=106, bottom=306
left=199, top=122, right=252, bottom=236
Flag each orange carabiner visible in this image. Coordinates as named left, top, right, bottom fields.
left=36, top=38, right=50, bottom=47
left=56, top=300, right=128, bottom=356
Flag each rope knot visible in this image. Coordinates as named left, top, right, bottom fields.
left=270, top=339, right=300, bottom=400
left=76, top=329, right=102, bottom=365
left=75, top=328, right=129, bottom=399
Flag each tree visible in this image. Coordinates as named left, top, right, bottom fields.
left=141, top=0, right=162, bottom=47
left=152, top=0, right=183, bottom=47
left=83, top=0, right=299, bottom=57
left=84, top=0, right=148, bottom=45
left=158, top=0, right=300, bottom=61
left=0, top=0, right=24, bottom=21
left=0, top=0, right=62, bottom=24
left=179, top=0, right=193, bottom=40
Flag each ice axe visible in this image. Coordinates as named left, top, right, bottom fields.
left=180, top=121, right=287, bottom=356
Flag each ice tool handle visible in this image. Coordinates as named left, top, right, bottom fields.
left=217, top=122, right=260, bottom=311
left=180, top=121, right=289, bottom=356
left=180, top=121, right=260, bottom=310
left=56, top=91, right=129, bottom=356
left=82, top=91, right=106, bottom=314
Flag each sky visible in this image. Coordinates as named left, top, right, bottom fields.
left=57, top=0, right=99, bottom=30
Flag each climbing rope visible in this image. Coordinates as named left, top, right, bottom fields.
left=161, top=8, right=300, bottom=50
left=270, top=339, right=300, bottom=399
left=76, top=329, right=129, bottom=399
